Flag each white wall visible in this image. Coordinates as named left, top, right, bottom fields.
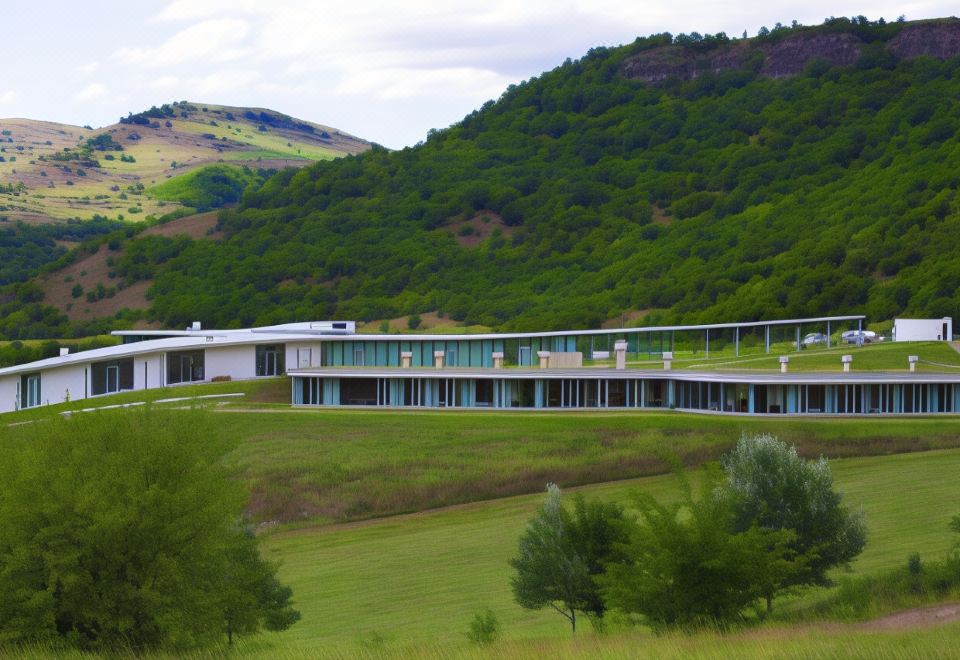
left=39, top=364, right=88, bottom=408
left=894, top=318, right=953, bottom=342
left=205, top=345, right=257, bottom=381
left=132, top=353, right=165, bottom=391
left=286, top=342, right=323, bottom=369
left=0, top=375, right=18, bottom=413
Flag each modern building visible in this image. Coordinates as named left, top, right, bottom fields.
left=3, top=314, right=960, bottom=416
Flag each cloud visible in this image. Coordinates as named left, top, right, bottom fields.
left=154, top=0, right=261, bottom=22
left=0, top=90, right=16, bottom=104
left=150, top=70, right=261, bottom=97
left=335, top=67, right=509, bottom=101
left=114, top=18, right=250, bottom=67
left=75, top=83, right=108, bottom=102
left=77, top=62, right=100, bottom=75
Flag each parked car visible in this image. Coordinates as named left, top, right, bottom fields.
left=801, top=332, right=827, bottom=346
left=841, top=330, right=877, bottom=344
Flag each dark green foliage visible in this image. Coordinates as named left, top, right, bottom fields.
left=84, top=134, right=123, bottom=152
left=0, top=218, right=121, bottom=286
left=91, top=22, right=960, bottom=331
left=11, top=20, right=960, bottom=335
left=603, top=467, right=796, bottom=628
left=119, top=104, right=176, bottom=125
left=0, top=410, right=299, bottom=651
left=510, top=484, right=627, bottom=633
left=720, top=434, right=867, bottom=605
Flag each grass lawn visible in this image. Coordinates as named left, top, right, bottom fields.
left=8, top=392, right=960, bottom=526
left=248, top=448, right=960, bottom=654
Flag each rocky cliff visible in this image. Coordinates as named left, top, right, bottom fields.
left=621, top=19, right=960, bottom=83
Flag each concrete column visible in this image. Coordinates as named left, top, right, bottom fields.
left=765, top=326, right=770, bottom=353
left=614, top=340, right=628, bottom=370
left=433, top=350, right=445, bottom=369
left=842, top=354, right=852, bottom=372
left=401, top=351, right=412, bottom=368
left=779, top=356, right=789, bottom=373
left=908, top=355, right=918, bottom=372
left=492, top=351, right=504, bottom=369
left=662, top=351, right=673, bottom=370
left=537, top=351, right=551, bottom=369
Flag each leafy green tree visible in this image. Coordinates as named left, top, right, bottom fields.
left=0, top=409, right=299, bottom=651
left=510, top=483, right=626, bottom=633
left=603, top=467, right=795, bottom=627
left=719, top=433, right=867, bottom=610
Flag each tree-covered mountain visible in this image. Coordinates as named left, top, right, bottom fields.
left=7, top=16, right=960, bottom=338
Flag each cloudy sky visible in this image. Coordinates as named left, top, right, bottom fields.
left=2, top=1, right=955, bottom=148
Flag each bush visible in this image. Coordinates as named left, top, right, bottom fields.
left=466, top=607, right=501, bottom=645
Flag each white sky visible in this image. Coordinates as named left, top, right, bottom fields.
left=2, top=1, right=955, bottom=148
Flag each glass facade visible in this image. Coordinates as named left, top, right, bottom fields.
left=256, top=344, right=285, bottom=376
left=166, top=350, right=205, bottom=384
left=292, top=375, right=960, bottom=414
left=91, top=358, right=134, bottom=396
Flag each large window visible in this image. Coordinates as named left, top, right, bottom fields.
left=167, top=350, right=205, bottom=384
left=256, top=344, right=285, bottom=376
left=20, top=373, right=41, bottom=409
left=91, top=359, right=134, bottom=395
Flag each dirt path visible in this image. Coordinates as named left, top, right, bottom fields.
left=858, top=602, right=960, bottom=630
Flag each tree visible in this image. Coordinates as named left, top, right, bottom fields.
left=0, top=409, right=299, bottom=651
left=603, top=468, right=795, bottom=628
left=719, top=433, right=867, bottom=610
left=510, top=484, right=626, bottom=633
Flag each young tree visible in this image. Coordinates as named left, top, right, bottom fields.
left=603, top=468, right=794, bottom=628
left=0, top=409, right=299, bottom=651
left=510, top=484, right=626, bottom=633
left=719, top=433, right=867, bottom=610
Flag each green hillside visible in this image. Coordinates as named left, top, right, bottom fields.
left=9, top=17, right=960, bottom=337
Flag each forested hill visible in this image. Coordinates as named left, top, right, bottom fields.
left=9, top=16, right=960, bottom=337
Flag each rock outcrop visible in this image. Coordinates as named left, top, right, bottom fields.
left=621, top=19, right=960, bottom=84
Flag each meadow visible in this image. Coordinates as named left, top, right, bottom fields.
left=241, top=448, right=960, bottom=654
left=7, top=383, right=960, bottom=527
left=3, top=397, right=960, bottom=657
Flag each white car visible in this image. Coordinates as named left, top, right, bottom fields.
left=801, top=333, right=827, bottom=346
left=841, top=330, right=877, bottom=344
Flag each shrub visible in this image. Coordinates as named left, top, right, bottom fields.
left=466, top=607, right=501, bottom=645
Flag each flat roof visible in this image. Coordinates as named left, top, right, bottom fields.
left=2, top=315, right=868, bottom=379
left=0, top=331, right=327, bottom=379
left=287, top=366, right=960, bottom=385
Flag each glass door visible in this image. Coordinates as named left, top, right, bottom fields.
left=106, top=365, right=119, bottom=393
left=26, top=375, right=40, bottom=408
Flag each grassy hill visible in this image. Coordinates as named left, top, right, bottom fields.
left=0, top=102, right=369, bottom=224
left=0, top=102, right=370, bottom=335
left=5, top=401, right=960, bottom=656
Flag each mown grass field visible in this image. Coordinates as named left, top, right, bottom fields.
left=7, top=383, right=960, bottom=526
left=238, top=449, right=960, bottom=655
